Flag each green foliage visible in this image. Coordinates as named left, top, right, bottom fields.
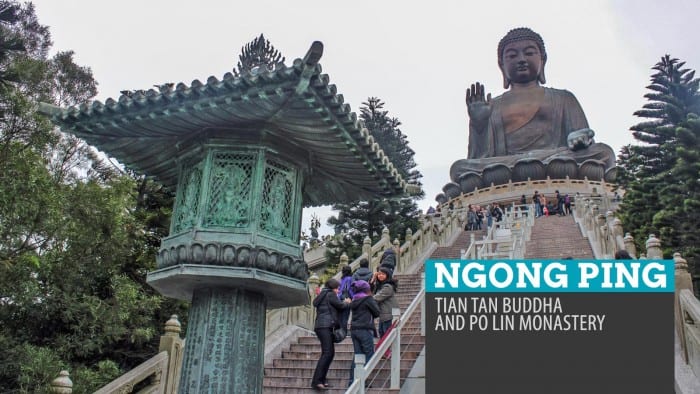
left=618, top=55, right=700, bottom=272
left=326, top=98, right=422, bottom=264
left=16, top=344, right=64, bottom=394
left=0, top=2, right=189, bottom=392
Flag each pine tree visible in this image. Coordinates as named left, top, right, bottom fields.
left=326, top=98, right=423, bottom=266
left=654, top=113, right=700, bottom=273
left=618, top=55, right=700, bottom=267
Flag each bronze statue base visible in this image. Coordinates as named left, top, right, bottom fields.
left=440, top=158, right=617, bottom=201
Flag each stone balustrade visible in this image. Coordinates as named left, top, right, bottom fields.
left=53, top=315, right=184, bottom=394
left=54, top=189, right=700, bottom=391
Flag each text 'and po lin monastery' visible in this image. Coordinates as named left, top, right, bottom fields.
left=41, top=29, right=699, bottom=393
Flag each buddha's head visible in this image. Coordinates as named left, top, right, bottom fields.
left=498, top=27, right=547, bottom=89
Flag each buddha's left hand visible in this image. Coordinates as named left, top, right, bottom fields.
left=567, top=128, right=595, bottom=151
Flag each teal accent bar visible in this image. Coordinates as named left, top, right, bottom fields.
left=425, top=259, right=675, bottom=292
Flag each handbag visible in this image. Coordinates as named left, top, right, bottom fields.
left=332, top=326, right=347, bottom=343
left=324, top=292, right=346, bottom=343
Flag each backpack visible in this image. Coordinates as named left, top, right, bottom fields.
left=380, top=250, right=396, bottom=269
left=339, top=278, right=352, bottom=300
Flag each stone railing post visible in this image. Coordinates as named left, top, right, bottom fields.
left=424, top=215, right=434, bottom=246
left=585, top=202, right=595, bottom=232
left=353, top=354, right=367, bottom=391
left=308, top=273, right=320, bottom=300
left=51, top=370, right=73, bottom=394
left=596, top=213, right=607, bottom=257
left=339, top=252, right=349, bottom=268
left=645, top=234, right=663, bottom=259
left=381, top=227, right=391, bottom=245
left=405, top=227, right=413, bottom=265
left=623, top=233, right=637, bottom=259
left=674, top=253, right=693, bottom=362
left=159, top=315, right=184, bottom=394
left=591, top=205, right=600, bottom=230
left=393, top=238, right=400, bottom=271
left=469, top=233, right=476, bottom=259
left=362, top=236, right=372, bottom=260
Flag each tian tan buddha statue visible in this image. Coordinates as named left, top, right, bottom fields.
left=443, top=27, right=616, bottom=200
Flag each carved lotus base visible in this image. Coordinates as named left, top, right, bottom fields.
left=513, top=159, right=547, bottom=182
left=458, top=172, right=483, bottom=194
left=546, top=157, right=578, bottom=180
left=156, top=242, right=308, bottom=281
left=482, top=164, right=511, bottom=187
left=442, top=182, right=462, bottom=199
left=579, top=159, right=606, bottom=181
left=438, top=159, right=616, bottom=203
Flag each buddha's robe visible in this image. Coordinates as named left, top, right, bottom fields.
left=450, top=87, right=615, bottom=182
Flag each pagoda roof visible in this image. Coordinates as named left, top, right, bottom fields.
left=40, top=42, right=416, bottom=206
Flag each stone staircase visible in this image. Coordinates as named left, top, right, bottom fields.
left=262, top=272, right=425, bottom=393
left=524, top=214, right=594, bottom=259
left=430, top=229, right=487, bottom=259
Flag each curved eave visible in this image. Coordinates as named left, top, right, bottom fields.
left=39, top=43, right=414, bottom=206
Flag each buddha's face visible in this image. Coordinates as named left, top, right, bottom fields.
left=501, top=39, right=543, bottom=85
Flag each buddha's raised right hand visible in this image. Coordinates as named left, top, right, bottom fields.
left=466, top=82, right=492, bottom=127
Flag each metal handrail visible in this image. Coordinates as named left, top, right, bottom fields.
left=345, top=285, right=426, bottom=393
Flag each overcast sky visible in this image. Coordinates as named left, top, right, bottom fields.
left=30, top=0, right=700, bottom=237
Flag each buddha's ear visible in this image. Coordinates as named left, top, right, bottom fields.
left=538, top=59, right=547, bottom=85
left=499, top=64, right=510, bottom=89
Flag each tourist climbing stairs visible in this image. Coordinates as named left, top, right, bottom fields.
left=262, top=272, right=425, bottom=393
left=524, top=214, right=594, bottom=259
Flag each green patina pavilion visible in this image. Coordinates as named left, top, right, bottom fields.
left=41, top=41, right=416, bottom=393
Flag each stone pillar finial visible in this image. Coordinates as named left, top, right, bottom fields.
left=596, top=213, right=606, bottom=227
left=623, top=232, right=637, bottom=259
left=405, top=227, right=412, bottom=238
left=51, top=370, right=73, bottom=394
left=362, top=236, right=371, bottom=257
left=612, top=218, right=623, bottom=237
left=645, top=234, right=662, bottom=259
left=674, top=252, right=688, bottom=271
left=164, top=315, right=182, bottom=336
left=382, top=227, right=390, bottom=241
left=308, top=273, right=320, bottom=298
left=339, top=252, right=349, bottom=267
left=605, top=210, right=614, bottom=223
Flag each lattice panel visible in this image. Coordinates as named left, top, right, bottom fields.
left=260, top=160, right=294, bottom=238
left=173, top=165, right=202, bottom=233
left=203, top=152, right=255, bottom=228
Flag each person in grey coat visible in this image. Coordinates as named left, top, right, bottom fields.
left=371, top=266, right=399, bottom=338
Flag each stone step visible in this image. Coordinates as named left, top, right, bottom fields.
left=262, top=386, right=398, bottom=394
left=283, top=343, right=425, bottom=357
left=272, top=357, right=418, bottom=370
left=264, top=272, right=424, bottom=392
left=524, top=215, right=594, bottom=259
left=429, top=229, right=487, bottom=259
left=282, top=338, right=425, bottom=358
left=264, top=369, right=411, bottom=386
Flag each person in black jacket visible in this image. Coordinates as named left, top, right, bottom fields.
left=347, top=280, right=380, bottom=386
left=352, top=258, right=373, bottom=282
left=311, top=278, right=350, bottom=390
